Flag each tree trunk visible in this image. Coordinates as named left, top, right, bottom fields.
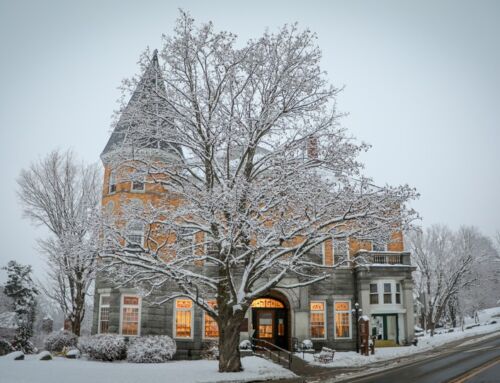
left=217, top=298, right=246, bottom=372
left=218, top=317, right=244, bottom=372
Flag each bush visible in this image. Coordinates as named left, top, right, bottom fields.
left=44, top=331, right=78, bottom=353
left=301, top=339, right=313, bottom=350
left=0, top=339, right=14, bottom=356
left=200, top=340, right=218, bottom=360
left=127, top=336, right=176, bottom=363
left=239, top=340, right=252, bottom=350
left=78, top=334, right=127, bottom=361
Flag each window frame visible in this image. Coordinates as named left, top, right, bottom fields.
left=383, top=283, right=393, bottom=304
left=173, top=298, right=194, bottom=340
left=310, top=300, right=327, bottom=340
left=119, top=294, right=141, bottom=337
left=369, top=283, right=379, bottom=304
left=370, top=240, right=387, bottom=252
left=108, top=170, right=117, bottom=194
left=202, top=300, right=219, bottom=340
left=395, top=283, right=402, bottom=304
left=126, top=221, right=145, bottom=249
left=97, top=293, right=110, bottom=334
left=333, top=300, right=352, bottom=339
left=130, top=174, right=146, bottom=193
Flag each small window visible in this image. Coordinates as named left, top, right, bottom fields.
left=109, top=170, right=117, bottom=194
left=174, top=298, right=193, bottom=338
left=334, top=301, right=351, bottom=338
left=203, top=300, right=219, bottom=339
left=127, top=221, right=144, bottom=248
left=396, top=283, right=402, bottom=304
left=383, top=283, right=392, bottom=304
left=372, top=241, right=386, bottom=252
left=176, top=227, right=195, bottom=257
left=98, top=294, right=110, bottom=334
left=131, top=174, right=145, bottom=192
left=121, top=295, right=140, bottom=336
left=369, top=283, right=379, bottom=304
left=310, top=301, right=326, bottom=339
left=334, top=238, right=349, bottom=264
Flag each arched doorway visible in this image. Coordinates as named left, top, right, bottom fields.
left=251, top=293, right=290, bottom=350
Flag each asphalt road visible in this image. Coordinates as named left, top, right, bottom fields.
left=339, top=334, right=500, bottom=383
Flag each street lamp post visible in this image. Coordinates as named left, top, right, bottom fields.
left=351, top=302, right=362, bottom=353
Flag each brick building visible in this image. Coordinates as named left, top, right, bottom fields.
left=92, top=51, right=416, bottom=358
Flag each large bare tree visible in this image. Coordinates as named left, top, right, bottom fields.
left=101, top=12, right=417, bottom=372
left=17, top=150, right=101, bottom=336
left=408, top=225, right=491, bottom=335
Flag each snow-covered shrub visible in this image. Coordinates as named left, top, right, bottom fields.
left=200, top=340, right=218, bottom=360
left=78, top=334, right=126, bottom=361
left=127, top=335, right=176, bottom=363
left=38, top=351, right=52, bottom=360
left=44, top=331, right=78, bottom=352
left=301, top=339, right=313, bottom=350
left=66, top=349, right=80, bottom=359
left=0, top=339, right=14, bottom=356
left=239, top=340, right=252, bottom=350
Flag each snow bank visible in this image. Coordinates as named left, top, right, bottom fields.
left=298, top=321, right=500, bottom=368
left=0, top=355, right=295, bottom=383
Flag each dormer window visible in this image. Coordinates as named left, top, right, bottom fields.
left=131, top=174, right=145, bottom=192
left=109, top=170, right=117, bottom=194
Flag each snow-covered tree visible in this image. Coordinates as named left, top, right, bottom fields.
left=100, top=12, right=418, bottom=372
left=17, top=149, right=101, bottom=336
left=408, top=225, right=491, bottom=334
left=3, top=261, right=38, bottom=353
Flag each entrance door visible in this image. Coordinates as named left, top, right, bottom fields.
left=251, top=297, right=289, bottom=350
left=257, top=311, right=273, bottom=340
left=371, top=314, right=399, bottom=344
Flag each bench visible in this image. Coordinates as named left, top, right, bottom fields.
left=313, top=347, right=335, bottom=363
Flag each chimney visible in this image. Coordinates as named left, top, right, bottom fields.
left=307, top=136, right=318, bottom=159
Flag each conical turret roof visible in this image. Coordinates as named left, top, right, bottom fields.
left=101, top=50, right=181, bottom=161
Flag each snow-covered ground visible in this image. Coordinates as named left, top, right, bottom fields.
left=299, top=307, right=500, bottom=368
left=0, top=355, right=296, bottom=383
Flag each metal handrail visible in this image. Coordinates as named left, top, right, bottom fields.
left=250, top=337, right=293, bottom=370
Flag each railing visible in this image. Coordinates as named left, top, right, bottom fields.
left=250, top=337, right=293, bottom=370
left=354, top=251, right=411, bottom=265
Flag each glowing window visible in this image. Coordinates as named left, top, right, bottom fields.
left=310, top=301, right=326, bottom=339
left=204, top=300, right=219, bottom=339
left=251, top=298, right=284, bottom=309
left=334, top=301, right=351, bottom=339
left=175, top=298, right=193, bottom=338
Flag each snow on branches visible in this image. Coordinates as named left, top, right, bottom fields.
left=99, top=11, right=418, bottom=372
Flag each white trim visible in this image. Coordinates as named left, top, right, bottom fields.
left=97, top=293, right=110, bottom=334
left=130, top=174, right=146, bottom=193
left=202, top=300, right=219, bottom=340
left=310, top=300, right=327, bottom=340
left=333, top=300, right=352, bottom=340
left=173, top=298, right=194, bottom=340
left=369, top=280, right=403, bottom=307
left=119, top=294, right=141, bottom=336
left=370, top=240, right=387, bottom=252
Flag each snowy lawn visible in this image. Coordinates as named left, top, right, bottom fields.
left=298, top=321, right=500, bottom=368
left=0, top=355, right=296, bottom=383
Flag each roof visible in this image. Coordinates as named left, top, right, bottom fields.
left=101, top=50, right=182, bottom=160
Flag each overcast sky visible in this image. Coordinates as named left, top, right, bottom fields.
left=0, top=0, right=499, bottom=281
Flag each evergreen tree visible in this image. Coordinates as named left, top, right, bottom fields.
left=3, top=261, right=38, bottom=353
